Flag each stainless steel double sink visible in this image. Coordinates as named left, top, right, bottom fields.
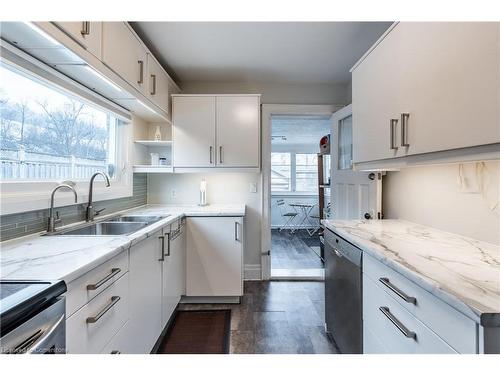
left=46, top=215, right=169, bottom=236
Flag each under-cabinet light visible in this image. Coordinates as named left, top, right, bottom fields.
left=84, top=66, right=123, bottom=92
left=23, top=22, right=60, bottom=46
left=137, top=100, right=156, bottom=113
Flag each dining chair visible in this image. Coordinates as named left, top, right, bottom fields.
left=276, top=199, right=298, bottom=233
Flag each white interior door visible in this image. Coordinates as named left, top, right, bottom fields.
left=331, top=105, right=382, bottom=220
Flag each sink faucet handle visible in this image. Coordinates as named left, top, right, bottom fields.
left=95, top=208, right=106, bottom=216
left=55, top=211, right=62, bottom=224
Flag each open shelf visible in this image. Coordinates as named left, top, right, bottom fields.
left=133, top=165, right=174, bottom=173
left=134, top=140, right=172, bottom=147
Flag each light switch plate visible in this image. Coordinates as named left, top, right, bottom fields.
left=170, top=189, right=176, bottom=199
left=249, top=182, right=257, bottom=193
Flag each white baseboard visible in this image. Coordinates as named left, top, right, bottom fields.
left=244, top=264, right=262, bottom=280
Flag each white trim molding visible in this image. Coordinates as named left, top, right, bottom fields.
left=244, top=264, right=262, bottom=280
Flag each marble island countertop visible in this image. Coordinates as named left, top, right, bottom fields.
left=322, top=219, right=500, bottom=326
left=0, top=204, right=245, bottom=284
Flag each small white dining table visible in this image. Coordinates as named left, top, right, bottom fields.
left=288, top=202, right=316, bottom=234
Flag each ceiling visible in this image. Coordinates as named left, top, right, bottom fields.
left=271, top=115, right=331, bottom=146
left=131, top=22, right=392, bottom=85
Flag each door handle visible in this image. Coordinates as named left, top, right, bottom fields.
left=150, top=74, right=156, bottom=95
left=86, top=296, right=121, bottom=324
left=87, top=268, right=121, bottom=290
left=165, top=232, right=171, bottom=256
left=158, top=235, right=165, bottom=261
left=379, top=306, right=416, bottom=339
left=379, top=277, right=416, bottom=304
left=137, top=60, right=144, bottom=84
left=401, top=113, right=410, bottom=147
left=390, top=119, right=399, bottom=150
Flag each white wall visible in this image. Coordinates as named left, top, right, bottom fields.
left=180, top=81, right=349, bottom=105
left=147, top=173, right=262, bottom=275
left=383, top=161, right=500, bottom=245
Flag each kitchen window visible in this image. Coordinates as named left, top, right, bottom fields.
left=271, top=152, right=318, bottom=193
left=0, top=57, right=132, bottom=215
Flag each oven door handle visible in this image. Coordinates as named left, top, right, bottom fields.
left=23, top=314, right=65, bottom=354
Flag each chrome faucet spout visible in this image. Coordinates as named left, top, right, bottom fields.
left=47, top=183, right=78, bottom=233
left=86, top=171, right=111, bottom=222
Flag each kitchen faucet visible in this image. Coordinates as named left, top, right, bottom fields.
left=47, top=183, right=78, bottom=233
left=86, top=171, right=111, bottom=222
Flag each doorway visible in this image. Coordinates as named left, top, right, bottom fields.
left=261, top=105, right=340, bottom=280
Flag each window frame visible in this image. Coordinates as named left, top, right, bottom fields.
left=0, top=50, right=133, bottom=215
left=271, top=151, right=319, bottom=195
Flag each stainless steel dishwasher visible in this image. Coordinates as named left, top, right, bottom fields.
left=324, top=228, right=363, bottom=354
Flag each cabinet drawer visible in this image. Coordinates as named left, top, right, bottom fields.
left=100, top=320, right=131, bottom=354
left=66, top=272, right=129, bottom=354
left=363, top=254, right=477, bottom=353
left=363, top=274, right=457, bottom=354
left=363, top=325, right=389, bottom=354
left=66, top=251, right=128, bottom=317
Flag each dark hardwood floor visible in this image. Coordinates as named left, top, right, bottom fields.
left=271, top=229, right=323, bottom=269
left=178, top=280, right=339, bottom=354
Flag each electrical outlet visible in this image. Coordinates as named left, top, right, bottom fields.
left=170, top=189, right=176, bottom=199
left=249, top=182, right=257, bottom=193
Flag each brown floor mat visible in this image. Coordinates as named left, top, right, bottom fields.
left=157, top=310, right=231, bottom=354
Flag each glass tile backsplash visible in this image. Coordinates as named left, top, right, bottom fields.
left=0, top=173, right=147, bottom=242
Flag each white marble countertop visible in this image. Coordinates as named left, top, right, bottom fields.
left=322, top=219, right=500, bottom=326
left=0, top=204, right=245, bottom=284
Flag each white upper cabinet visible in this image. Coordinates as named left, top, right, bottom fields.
left=146, top=54, right=169, bottom=112
left=54, top=22, right=102, bottom=59
left=216, top=96, right=260, bottom=167
left=396, top=22, right=500, bottom=156
left=172, top=95, right=260, bottom=169
left=102, top=22, right=148, bottom=95
left=173, top=96, right=216, bottom=168
left=351, top=22, right=500, bottom=165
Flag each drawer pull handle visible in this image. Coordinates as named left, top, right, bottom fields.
left=158, top=236, right=165, bottom=261
left=379, top=277, right=417, bottom=304
left=87, top=268, right=121, bottom=290
left=86, top=296, right=121, bottom=324
left=379, top=306, right=416, bottom=340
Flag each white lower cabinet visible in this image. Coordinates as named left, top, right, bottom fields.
left=362, top=254, right=478, bottom=354
left=128, top=230, right=163, bottom=354
left=100, top=321, right=132, bottom=354
left=186, top=216, right=243, bottom=297
left=66, top=272, right=129, bottom=354
left=161, top=219, right=186, bottom=327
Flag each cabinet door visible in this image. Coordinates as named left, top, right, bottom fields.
left=54, top=22, right=102, bottom=59
left=128, top=230, right=163, bottom=353
left=102, top=22, right=147, bottom=95
left=216, top=96, right=260, bottom=167
left=147, top=54, right=169, bottom=113
left=161, top=223, right=185, bottom=327
left=397, top=22, right=500, bottom=155
left=352, top=26, right=403, bottom=163
left=186, top=217, right=243, bottom=297
left=172, top=96, right=216, bottom=167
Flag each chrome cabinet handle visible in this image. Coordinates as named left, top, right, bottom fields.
left=379, top=306, right=416, bottom=339
left=219, top=146, right=223, bottom=164
left=87, top=268, right=121, bottom=290
left=86, top=296, right=121, bottom=324
left=390, top=119, right=399, bottom=150
left=401, top=113, right=410, bottom=147
left=234, top=222, right=241, bottom=242
left=379, top=277, right=417, bottom=304
left=137, top=60, right=144, bottom=84
left=81, top=22, right=90, bottom=36
left=158, top=236, right=165, bottom=261
left=12, top=314, right=65, bottom=354
left=165, top=232, right=171, bottom=256
left=209, top=146, right=213, bottom=164
left=150, top=74, right=156, bottom=95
